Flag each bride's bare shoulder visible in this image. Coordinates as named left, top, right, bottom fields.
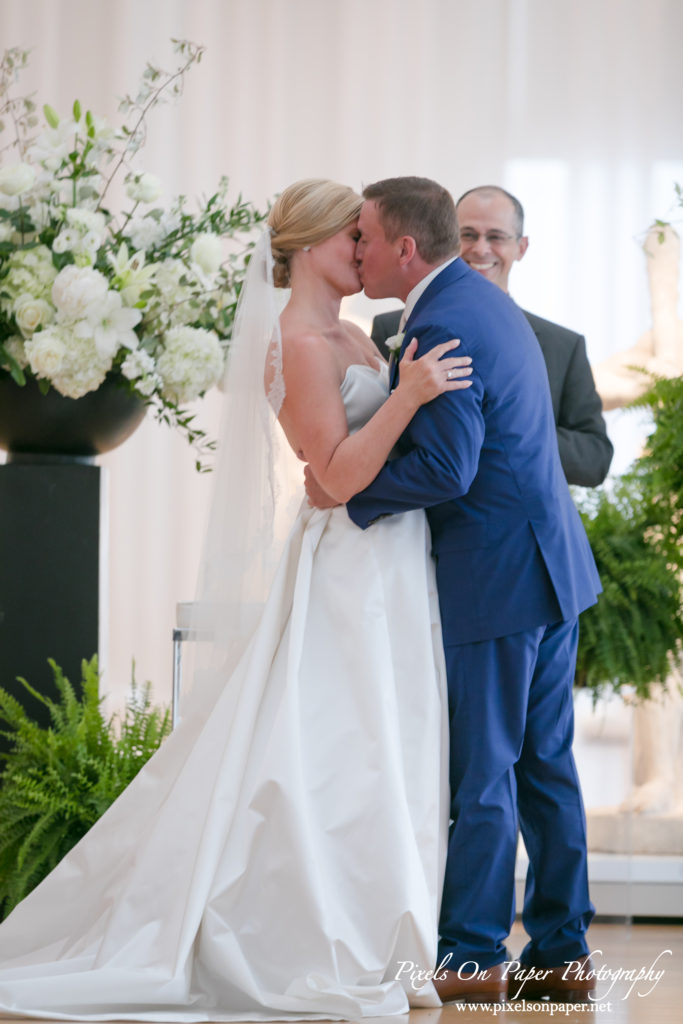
left=279, top=326, right=341, bottom=388
left=340, top=318, right=386, bottom=364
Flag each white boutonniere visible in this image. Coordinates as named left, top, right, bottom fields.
left=385, top=331, right=405, bottom=354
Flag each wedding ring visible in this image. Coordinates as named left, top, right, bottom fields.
left=447, top=370, right=454, bottom=379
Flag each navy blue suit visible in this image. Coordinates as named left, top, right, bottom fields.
left=347, top=259, right=600, bottom=970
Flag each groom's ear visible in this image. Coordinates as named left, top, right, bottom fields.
left=397, top=235, right=417, bottom=266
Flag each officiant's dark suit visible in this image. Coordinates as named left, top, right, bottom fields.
left=372, top=307, right=612, bottom=487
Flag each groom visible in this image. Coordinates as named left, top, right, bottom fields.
left=310, top=177, right=601, bottom=1002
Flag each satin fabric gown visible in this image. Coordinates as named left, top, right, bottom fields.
left=0, top=363, right=449, bottom=1021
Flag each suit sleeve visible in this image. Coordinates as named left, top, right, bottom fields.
left=556, top=334, right=613, bottom=487
left=347, top=325, right=484, bottom=529
left=370, top=315, right=389, bottom=346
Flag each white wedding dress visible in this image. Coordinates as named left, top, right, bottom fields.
left=0, top=363, right=449, bottom=1021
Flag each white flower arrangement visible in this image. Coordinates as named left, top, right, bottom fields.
left=0, top=42, right=265, bottom=467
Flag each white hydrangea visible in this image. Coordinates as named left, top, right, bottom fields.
left=0, top=268, right=34, bottom=313
left=26, top=324, right=112, bottom=398
left=51, top=207, right=107, bottom=263
left=0, top=246, right=58, bottom=320
left=66, top=206, right=106, bottom=237
left=149, top=258, right=198, bottom=327
left=52, top=264, right=109, bottom=322
left=127, top=215, right=167, bottom=252
left=152, top=258, right=192, bottom=302
left=121, top=347, right=162, bottom=397
left=156, top=325, right=225, bottom=404
left=13, top=295, right=55, bottom=337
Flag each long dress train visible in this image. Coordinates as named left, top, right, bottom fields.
left=0, top=363, right=449, bottom=1020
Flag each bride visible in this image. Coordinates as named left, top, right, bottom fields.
left=0, top=179, right=472, bottom=1020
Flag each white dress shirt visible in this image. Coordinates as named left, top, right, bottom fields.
left=398, top=257, right=459, bottom=331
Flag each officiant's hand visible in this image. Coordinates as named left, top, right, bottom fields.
left=304, top=464, right=342, bottom=509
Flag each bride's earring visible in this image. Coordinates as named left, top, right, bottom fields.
left=302, top=245, right=311, bottom=251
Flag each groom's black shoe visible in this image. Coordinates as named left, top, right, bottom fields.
left=434, top=962, right=508, bottom=1003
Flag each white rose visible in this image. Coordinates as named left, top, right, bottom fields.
left=13, top=295, right=55, bottom=338
left=385, top=331, right=405, bottom=354
left=126, top=172, right=162, bottom=204
left=52, top=264, right=109, bottom=321
left=0, top=162, right=36, bottom=196
left=190, top=233, right=223, bottom=275
left=25, top=326, right=67, bottom=378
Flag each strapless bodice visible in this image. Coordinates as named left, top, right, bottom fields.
left=339, top=362, right=389, bottom=434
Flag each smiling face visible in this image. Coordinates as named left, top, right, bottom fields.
left=354, top=200, right=404, bottom=300
left=456, top=191, right=528, bottom=292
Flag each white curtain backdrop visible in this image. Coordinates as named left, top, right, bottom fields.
left=1, top=0, right=682, bottom=712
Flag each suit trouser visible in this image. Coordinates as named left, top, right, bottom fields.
left=437, top=617, right=594, bottom=971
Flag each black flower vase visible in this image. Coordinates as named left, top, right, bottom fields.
left=0, top=371, right=146, bottom=462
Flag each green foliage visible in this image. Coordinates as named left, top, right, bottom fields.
left=628, top=373, right=683, bottom=571
left=576, top=373, right=683, bottom=700
left=0, top=656, right=170, bottom=920
left=576, top=481, right=683, bottom=699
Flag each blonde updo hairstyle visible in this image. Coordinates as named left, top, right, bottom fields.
left=268, top=178, right=363, bottom=288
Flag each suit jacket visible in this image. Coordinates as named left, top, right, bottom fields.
left=349, top=259, right=601, bottom=646
left=371, top=306, right=613, bottom=487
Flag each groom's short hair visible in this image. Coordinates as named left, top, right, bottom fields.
left=363, top=176, right=459, bottom=264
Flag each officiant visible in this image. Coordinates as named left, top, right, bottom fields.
left=372, top=185, right=613, bottom=488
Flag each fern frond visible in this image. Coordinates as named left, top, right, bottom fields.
left=0, top=657, right=170, bottom=919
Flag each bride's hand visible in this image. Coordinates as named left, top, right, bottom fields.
left=397, top=338, right=473, bottom=406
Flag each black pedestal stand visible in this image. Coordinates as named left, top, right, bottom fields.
left=0, top=453, right=105, bottom=751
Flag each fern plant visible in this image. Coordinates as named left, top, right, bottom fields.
left=0, top=656, right=170, bottom=920
left=628, top=373, right=683, bottom=572
left=576, top=372, right=683, bottom=700
left=576, top=480, right=683, bottom=699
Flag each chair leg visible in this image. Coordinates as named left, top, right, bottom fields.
left=172, top=630, right=183, bottom=729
